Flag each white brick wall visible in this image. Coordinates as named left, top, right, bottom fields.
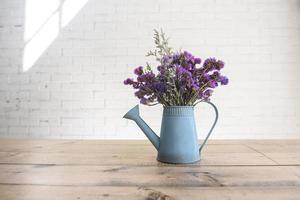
left=0, top=0, right=299, bottom=139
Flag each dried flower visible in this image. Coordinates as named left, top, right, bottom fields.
left=124, top=29, right=229, bottom=106
left=134, top=66, right=143, bottom=75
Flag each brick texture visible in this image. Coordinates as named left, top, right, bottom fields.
left=0, top=0, right=299, bottom=139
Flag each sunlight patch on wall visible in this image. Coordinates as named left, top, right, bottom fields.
left=24, top=0, right=60, bottom=41
left=61, top=0, right=88, bottom=27
left=23, top=13, right=59, bottom=71
left=23, top=0, right=88, bottom=72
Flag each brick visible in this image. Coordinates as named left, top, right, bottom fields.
left=71, top=72, right=94, bottom=82
left=29, top=73, right=51, bottom=83
left=49, top=126, right=72, bottom=137
left=51, top=73, right=72, bottom=82
left=50, top=91, right=72, bottom=100
left=8, top=74, right=29, bottom=84
left=8, top=91, right=30, bottom=101
left=62, top=100, right=104, bottom=110
left=0, top=74, right=8, bottom=83
left=83, top=83, right=104, bottom=91
left=20, top=118, right=39, bottom=126
left=72, top=91, right=93, bottom=100
left=0, top=127, right=8, bottom=135
left=8, top=126, right=28, bottom=136
left=0, top=117, right=20, bottom=126
left=30, top=91, right=50, bottom=101
left=28, top=126, right=50, bottom=137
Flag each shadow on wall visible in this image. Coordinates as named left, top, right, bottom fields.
left=23, top=0, right=88, bottom=72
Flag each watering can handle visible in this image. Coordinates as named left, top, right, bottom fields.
left=198, top=101, right=219, bottom=153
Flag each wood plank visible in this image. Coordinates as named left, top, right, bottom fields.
left=0, top=164, right=299, bottom=187
left=0, top=140, right=254, bottom=153
left=244, top=143, right=300, bottom=165
left=1, top=185, right=300, bottom=200
left=0, top=139, right=275, bottom=166
left=264, top=153, right=300, bottom=165
left=246, top=144, right=300, bottom=154
left=0, top=152, right=276, bottom=166
left=0, top=138, right=297, bottom=144
left=3, top=139, right=300, bottom=153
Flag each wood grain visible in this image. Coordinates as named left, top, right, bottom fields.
left=1, top=185, right=300, bottom=200
left=0, top=139, right=299, bottom=199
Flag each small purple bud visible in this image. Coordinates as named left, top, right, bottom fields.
left=204, top=89, right=213, bottom=98
left=123, top=78, right=134, bottom=85
left=134, top=66, right=143, bottom=75
left=220, top=76, right=229, bottom=85
left=209, top=80, right=218, bottom=88
left=194, top=57, right=201, bottom=64
left=217, top=60, right=225, bottom=69
left=192, top=82, right=199, bottom=90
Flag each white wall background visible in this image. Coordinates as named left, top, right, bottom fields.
left=0, top=0, right=299, bottom=139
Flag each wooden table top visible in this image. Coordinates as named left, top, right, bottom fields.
left=0, top=139, right=299, bottom=199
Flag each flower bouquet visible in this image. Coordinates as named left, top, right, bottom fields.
left=124, top=29, right=228, bottom=106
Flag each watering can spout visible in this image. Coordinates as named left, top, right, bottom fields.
left=123, top=105, right=140, bottom=120
left=123, top=105, right=160, bottom=150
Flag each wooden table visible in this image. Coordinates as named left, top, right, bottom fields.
left=0, top=139, right=299, bottom=199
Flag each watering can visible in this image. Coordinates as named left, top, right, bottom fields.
left=123, top=101, right=218, bottom=164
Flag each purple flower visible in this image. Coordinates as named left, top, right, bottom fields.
left=153, top=82, right=167, bottom=93
left=212, top=71, right=221, bottom=79
left=208, top=80, right=218, bottom=88
left=162, top=55, right=173, bottom=64
left=123, top=78, right=134, bottom=85
left=137, top=72, right=155, bottom=82
left=176, top=66, right=192, bottom=77
left=183, top=51, right=193, bottom=60
left=194, top=57, right=201, bottom=64
left=220, top=76, right=229, bottom=85
left=203, top=89, right=213, bottom=99
left=204, top=58, right=217, bottom=64
left=203, top=74, right=211, bottom=81
left=203, top=58, right=225, bottom=71
left=191, top=81, right=199, bottom=90
left=217, top=60, right=225, bottom=69
left=186, top=63, right=193, bottom=70
left=134, top=66, right=143, bottom=75
left=157, top=65, right=166, bottom=75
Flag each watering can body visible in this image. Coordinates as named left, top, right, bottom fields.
left=158, top=106, right=200, bottom=163
left=123, top=102, right=218, bottom=164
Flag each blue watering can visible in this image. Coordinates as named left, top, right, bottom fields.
left=123, top=102, right=218, bottom=164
